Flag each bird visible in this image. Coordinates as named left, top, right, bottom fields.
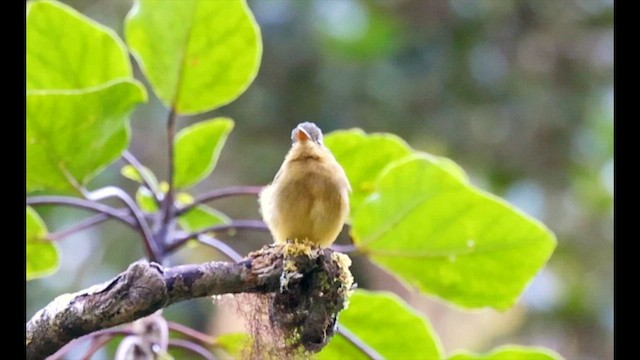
left=259, top=122, right=351, bottom=248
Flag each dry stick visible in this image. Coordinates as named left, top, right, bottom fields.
left=26, top=258, right=282, bottom=360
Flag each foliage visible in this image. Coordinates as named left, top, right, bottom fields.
left=26, top=0, right=562, bottom=359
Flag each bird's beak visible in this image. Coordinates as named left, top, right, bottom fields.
left=296, top=126, right=311, bottom=142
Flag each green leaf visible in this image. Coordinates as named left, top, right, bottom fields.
left=324, top=129, right=413, bottom=213
left=174, top=118, right=234, bottom=189
left=27, top=207, right=60, bottom=280
left=448, top=345, right=564, bottom=360
left=136, top=186, right=159, bottom=213
left=27, top=0, right=132, bottom=90
left=121, top=165, right=159, bottom=192
left=215, top=333, right=251, bottom=359
left=318, top=289, right=443, bottom=359
left=27, top=80, right=147, bottom=194
left=125, top=0, right=262, bottom=114
left=178, top=205, right=231, bottom=232
left=353, top=156, right=557, bottom=310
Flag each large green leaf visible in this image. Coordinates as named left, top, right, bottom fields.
left=325, top=129, right=467, bottom=215
left=27, top=207, right=59, bottom=280
left=27, top=0, right=132, bottom=91
left=27, top=80, right=147, bottom=194
left=353, top=156, right=557, bottom=310
left=324, top=129, right=413, bottom=213
left=125, top=0, right=262, bottom=114
left=318, top=289, right=443, bottom=359
left=448, top=345, right=564, bottom=360
left=174, top=118, right=234, bottom=189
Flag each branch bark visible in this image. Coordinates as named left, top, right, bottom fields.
left=26, top=253, right=282, bottom=360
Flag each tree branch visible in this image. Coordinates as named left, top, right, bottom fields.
left=26, top=253, right=283, bottom=359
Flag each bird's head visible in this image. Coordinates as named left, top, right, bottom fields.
left=291, top=122, right=324, bottom=146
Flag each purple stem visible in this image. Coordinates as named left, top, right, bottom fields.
left=27, top=196, right=135, bottom=227
left=85, top=186, right=161, bottom=263
left=167, top=321, right=216, bottom=345
left=47, top=328, right=134, bottom=360
left=175, top=186, right=263, bottom=216
left=196, top=234, right=244, bottom=263
left=166, top=220, right=269, bottom=253
left=48, top=213, right=111, bottom=241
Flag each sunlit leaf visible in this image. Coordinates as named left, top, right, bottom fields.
left=448, top=345, right=565, bottom=360
left=27, top=80, right=147, bottom=194
left=27, top=207, right=59, bottom=280
left=178, top=205, right=231, bottom=232
left=318, top=290, right=443, bottom=359
left=174, top=118, right=234, bottom=189
left=353, top=156, right=557, bottom=310
left=215, top=333, right=251, bottom=359
left=27, top=0, right=132, bottom=90
left=121, top=164, right=159, bottom=192
left=125, top=0, right=262, bottom=114
left=136, top=186, right=159, bottom=213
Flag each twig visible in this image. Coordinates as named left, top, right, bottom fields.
left=168, top=339, right=216, bottom=360
left=27, top=196, right=135, bottom=227
left=168, top=220, right=269, bottom=252
left=81, top=334, right=119, bottom=360
left=161, top=107, right=177, bottom=227
left=176, top=186, right=264, bottom=216
left=196, top=234, right=244, bottom=263
left=331, top=244, right=358, bottom=253
left=122, top=150, right=160, bottom=200
left=85, top=186, right=161, bottom=263
left=167, top=321, right=216, bottom=346
left=48, top=213, right=111, bottom=241
left=338, top=325, right=384, bottom=360
left=47, top=328, right=134, bottom=360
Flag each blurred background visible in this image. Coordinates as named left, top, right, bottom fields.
left=27, top=0, right=613, bottom=359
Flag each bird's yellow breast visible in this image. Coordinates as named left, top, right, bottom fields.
left=259, top=142, right=350, bottom=247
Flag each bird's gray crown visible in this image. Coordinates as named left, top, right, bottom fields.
left=292, top=122, right=324, bottom=144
